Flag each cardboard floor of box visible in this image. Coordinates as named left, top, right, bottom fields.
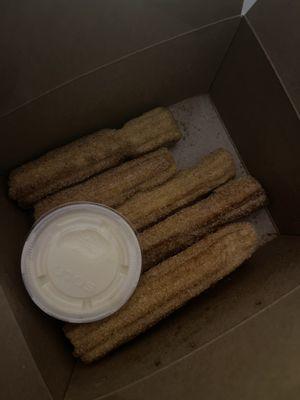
left=170, top=95, right=276, bottom=243
left=1, top=92, right=299, bottom=400
left=61, top=94, right=277, bottom=400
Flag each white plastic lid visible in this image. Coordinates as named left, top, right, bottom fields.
left=21, top=203, right=142, bottom=323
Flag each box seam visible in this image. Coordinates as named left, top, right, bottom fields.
left=209, top=17, right=242, bottom=92
left=63, top=361, right=77, bottom=400
left=244, top=15, right=300, bottom=120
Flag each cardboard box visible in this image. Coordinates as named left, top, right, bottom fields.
left=1, top=1, right=300, bottom=399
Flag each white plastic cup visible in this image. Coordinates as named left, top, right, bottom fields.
left=21, top=203, right=142, bottom=323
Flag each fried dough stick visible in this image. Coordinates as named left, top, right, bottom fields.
left=9, top=108, right=181, bottom=206
left=64, top=223, right=258, bottom=362
left=117, top=148, right=235, bottom=231
left=34, top=148, right=176, bottom=219
left=140, top=176, right=266, bottom=270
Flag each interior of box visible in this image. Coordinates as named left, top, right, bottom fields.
left=1, top=3, right=300, bottom=400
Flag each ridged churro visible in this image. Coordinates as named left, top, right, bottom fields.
left=117, top=148, right=235, bottom=231
left=140, top=176, right=266, bottom=269
left=64, top=223, right=258, bottom=362
left=34, top=148, right=176, bottom=219
left=9, top=107, right=181, bottom=206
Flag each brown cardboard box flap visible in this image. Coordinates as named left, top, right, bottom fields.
left=96, top=283, right=300, bottom=400
left=247, top=0, right=300, bottom=115
left=0, top=17, right=240, bottom=172
left=64, top=236, right=300, bottom=399
left=0, top=285, right=52, bottom=400
left=211, top=19, right=300, bottom=234
left=0, top=0, right=243, bottom=117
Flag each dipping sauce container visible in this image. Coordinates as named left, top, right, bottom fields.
left=21, top=203, right=142, bottom=323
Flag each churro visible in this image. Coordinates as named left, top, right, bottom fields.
left=34, top=148, right=176, bottom=219
left=64, top=223, right=258, bottom=362
left=9, top=107, right=181, bottom=206
left=117, top=148, right=235, bottom=231
left=140, top=176, right=266, bottom=269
